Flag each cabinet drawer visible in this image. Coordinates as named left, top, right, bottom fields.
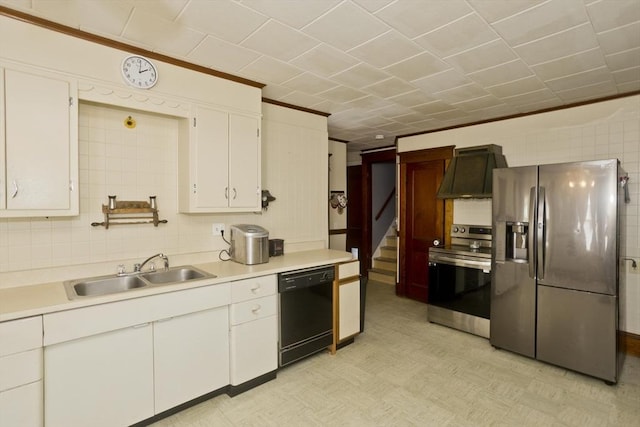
left=230, top=295, right=277, bottom=326
left=0, top=380, right=43, bottom=427
left=44, top=283, right=230, bottom=346
left=0, top=348, right=43, bottom=392
left=0, top=316, right=42, bottom=357
left=230, top=275, right=276, bottom=303
left=338, top=261, right=359, bottom=279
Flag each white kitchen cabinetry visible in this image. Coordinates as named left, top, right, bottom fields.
left=0, top=316, right=43, bottom=427
left=179, top=104, right=261, bottom=213
left=335, top=261, right=361, bottom=344
left=229, top=275, right=278, bottom=389
left=0, top=64, right=78, bottom=217
left=154, top=306, right=229, bottom=413
left=43, top=283, right=231, bottom=427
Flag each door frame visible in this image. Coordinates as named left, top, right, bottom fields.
left=361, top=148, right=397, bottom=278
left=397, top=146, right=454, bottom=297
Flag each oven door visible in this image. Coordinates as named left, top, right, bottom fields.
left=428, top=255, right=491, bottom=319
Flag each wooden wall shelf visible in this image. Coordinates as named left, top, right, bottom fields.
left=91, top=200, right=168, bottom=229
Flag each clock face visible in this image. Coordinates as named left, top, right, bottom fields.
left=121, top=55, right=158, bottom=89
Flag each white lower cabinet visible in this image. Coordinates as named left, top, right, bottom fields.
left=229, top=275, right=278, bottom=386
left=0, top=316, right=43, bottom=427
left=154, top=306, right=229, bottom=413
left=44, top=323, right=155, bottom=427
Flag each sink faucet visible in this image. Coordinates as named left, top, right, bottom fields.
left=134, top=253, right=169, bottom=272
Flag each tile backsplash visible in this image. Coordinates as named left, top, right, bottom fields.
left=0, top=104, right=213, bottom=273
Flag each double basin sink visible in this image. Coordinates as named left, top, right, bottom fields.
left=64, top=266, right=215, bottom=300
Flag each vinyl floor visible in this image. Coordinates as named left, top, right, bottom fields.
left=151, top=280, right=640, bottom=427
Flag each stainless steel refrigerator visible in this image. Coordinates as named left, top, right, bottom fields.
left=491, top=159, right=627, bottom=383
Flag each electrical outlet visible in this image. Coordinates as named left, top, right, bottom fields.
left=212, top=223, right=225, bottom=236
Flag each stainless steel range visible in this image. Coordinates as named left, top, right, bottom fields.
left=427, top=224, right=492, bottom=338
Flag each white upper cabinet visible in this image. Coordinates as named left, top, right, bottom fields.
left=0, top=65, right=78, bottom=217
left=179, top=105, right=261, bottom=213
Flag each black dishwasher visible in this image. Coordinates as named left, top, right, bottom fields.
left=278, top=265, right=334, bottom=367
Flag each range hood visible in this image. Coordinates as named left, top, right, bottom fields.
left=437, top=144, right=508, bottom=199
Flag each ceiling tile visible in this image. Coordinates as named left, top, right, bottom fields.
left=468, top=0, right=545, bottom=23
left=531, top=48, right=606, bottom=81
left=391, top=111, right=429, bottom=124
left=30, top=0, right=81, bottom=28
left=317, top=86, right=369, bottom=103
left=514, top=23, right=599, bottom=65
left=605, top=47, right=640, bottom=71
left=433, top=83, right=491, bottom=104
left=586, top=0, right=640, bottom=32
left=240, top=0, right=341, bottom=29
left=617, top=80, right=640, bottom=93
left=486, top=76, right=546, bottom=98
left=444, top=39, right=518, bottom=74
left=363, top=77, right=415, bottom=98
left=331, top=63, right=390, bottom=89
left=612, top=67, right=640, bottom=85
left=596, top=21, right=640, bottom=55
left=348, top=31, right=422, bottom=68
left=352, top=0, right=396, bottom=13
left=178, top=0, right=268, bottom=43
left=281, top=72, right=337, bottom=95
left=260, top=84, right=294, bottom=99
left=383, top=52, right=451, bottom=82
left=279, top=91, right=326, bottom=107
left=387, top=90, right=436, bottom=108
left=131, top=0, right=188, bottom=21
left=188, top=35, right=261, bottom=72
left=414, top=13, right=498, bottom=58
left=500, top=88, right=560, bottom=107
left=428, top=108, right=471, bottom=121
left=411, top=100, right=457, bottom=115
left=546, top=67, right=615, bottom=92
left=491, top=0, right=590, bottom=47
left=411, top=69, right=472, bottom=93
left=291, top=44, right=359, bottom=77
left=302, top=1, right=389, bottom=51
left=452, top=95, right=506, bottom=112
left=373, top=0, right=472, bottom=38
left=239, top=56, right=302, bottom=85
left=466, top=60, right=533, bottom=86
left=124, top=9, right=205, bottom=56
left=241, top=19, right=319, bottom=61
left=554, top=80, right=618, bottom=102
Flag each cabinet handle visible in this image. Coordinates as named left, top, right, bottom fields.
left=250, top=285, right=261, bottom=293
left=69, top=180, right=75, bottom=192
left=251, top=305, right=261, bottom=313
left=225, top=187, right=228, bottom=200
left=11, top=181, right=18, bottom=198
left=156, top=317, right=173, bottom=323
left=233, top=188, right=237, bottom=200
left=132, top=322, right=150, bottom=329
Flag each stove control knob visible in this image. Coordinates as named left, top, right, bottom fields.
left=433, top=239, right=440, bottom=246
left=459, top=227, right=466, bottom=233
left=452, top=226, right=459, bottom=233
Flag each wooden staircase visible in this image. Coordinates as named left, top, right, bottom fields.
left=368, top=232, right=397, bottom=285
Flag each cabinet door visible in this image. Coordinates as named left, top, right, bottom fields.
left=230, top=315, right=277, bottom=385
left=3, top=68, right=78, bottom=215
left=154, top=307, right=229, bottom=413
left=228, top=114, right=260, bottom=209
left=193, top=105, right=228, bottom=209
left=339, top=279, right=360, bottom=341
left=0, top=381, right=43, bottom=427
left=44, top=324, right=154, bottom=427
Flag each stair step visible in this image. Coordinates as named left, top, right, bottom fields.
left=385, top=236, right=397, bottom=248
left=368, top=268, right=395, bottom=285
left=373, top=257, right=396, bottom=272
left=380, top=246, right=397, bottom=258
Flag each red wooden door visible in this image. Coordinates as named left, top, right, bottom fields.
left=398, top=147, right=452, bottom=302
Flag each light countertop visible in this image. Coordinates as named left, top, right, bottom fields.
left=0, top=249, right=354, bottom=322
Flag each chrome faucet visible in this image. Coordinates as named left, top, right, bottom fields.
left=134, top=253, right=169, bottom=272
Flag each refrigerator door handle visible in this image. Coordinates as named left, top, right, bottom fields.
left=537, top=186, right=545, bottom=280
left=528, top=186, right=536, bottom=278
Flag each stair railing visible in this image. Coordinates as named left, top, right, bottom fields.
left=374, top=188, right=395, bottom=221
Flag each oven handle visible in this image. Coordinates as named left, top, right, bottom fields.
left=430, top=256, right=491, bottom=270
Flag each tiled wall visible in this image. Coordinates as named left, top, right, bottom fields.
left=398, top=95, right=640, bottom=334
left=0, top=102, right=328, bottom=283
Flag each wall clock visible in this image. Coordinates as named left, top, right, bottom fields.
left=121, top=55, right=158, bottom=89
